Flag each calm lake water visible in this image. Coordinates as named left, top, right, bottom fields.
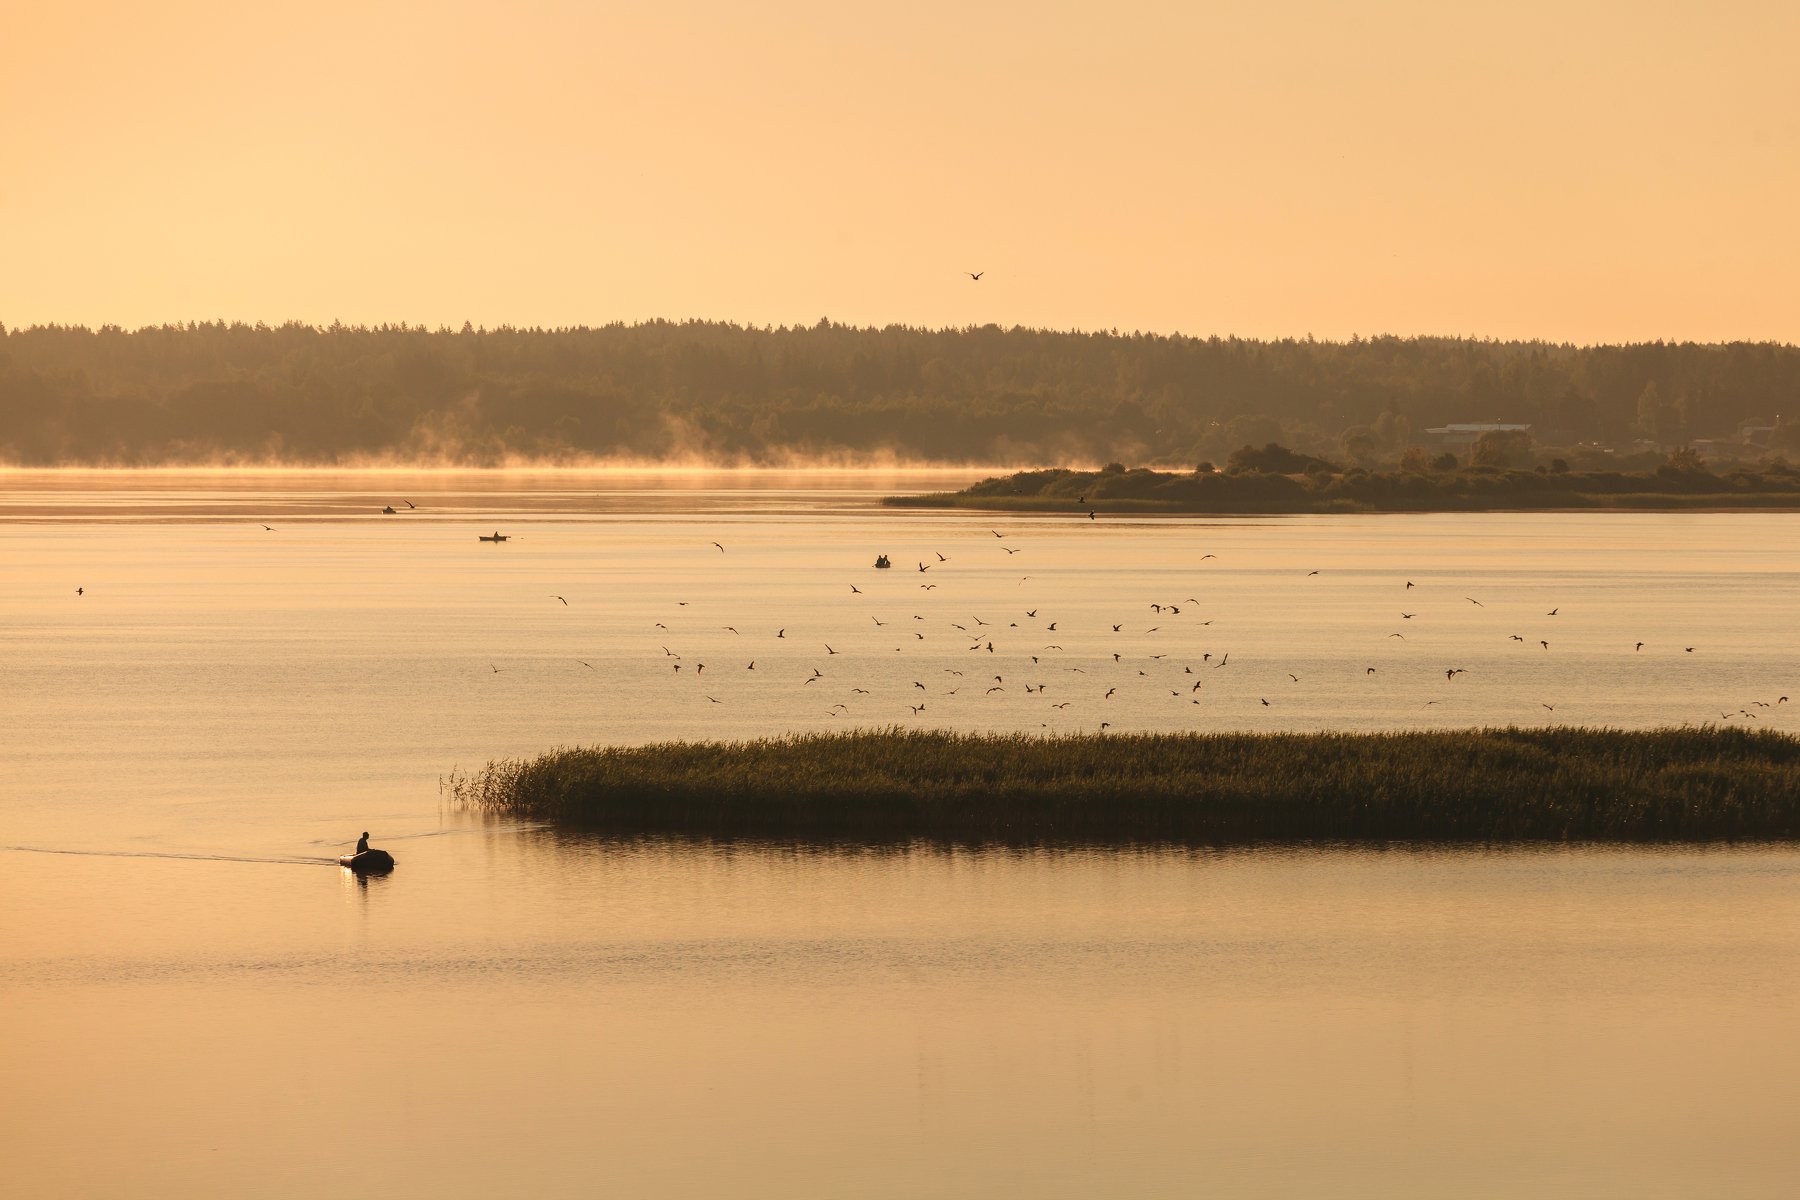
left=3, top=470, right=1798, bottom=1197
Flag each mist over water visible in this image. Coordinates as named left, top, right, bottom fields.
left=4, top=471, right=1798, bottom=1198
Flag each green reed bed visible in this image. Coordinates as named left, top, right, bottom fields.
left=444, top=727, right=1800, bottom=845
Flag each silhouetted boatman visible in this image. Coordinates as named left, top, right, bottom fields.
left=356, top=831, right=369, bottom=854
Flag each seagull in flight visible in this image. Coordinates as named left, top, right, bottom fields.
left=966, top=271, right=983, bottom=281
left=552, top=596, right=568, bottom=606
left=712, top=542, right=725, bottom=552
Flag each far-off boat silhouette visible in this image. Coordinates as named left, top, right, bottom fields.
left=479, top=532, right=509, bottom=542
left=873, top=554, right=891, bottom=568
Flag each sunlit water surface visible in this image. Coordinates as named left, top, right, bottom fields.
left=3, top=470, right=1798, bottom=1197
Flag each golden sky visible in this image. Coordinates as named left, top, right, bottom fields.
left=4, top=0, right=1797, bottom=341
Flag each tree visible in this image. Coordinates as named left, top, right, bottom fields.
left=1634, top=380, right=1683, bottom=443
left=1663, top=445, right=1705, bottom=473
left=1471, top=429, right=1532, bottom=468
left=1373, top=403, right=1411, bottom=448
left=1227, top=442, right=1339, bottom=474
left=1339, top=425, right=1381, bottom=467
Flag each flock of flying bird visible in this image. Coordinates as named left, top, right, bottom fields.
left=505, top=517, right=1791, bottom=734
left=133, top=498, right=1780, bottom=733
left=60, top=496, right=1789, bottom=736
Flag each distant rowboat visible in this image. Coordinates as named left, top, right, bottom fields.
left=339, top=848, right=396, bottom=873
left=479, top=533, right=509, bottom=542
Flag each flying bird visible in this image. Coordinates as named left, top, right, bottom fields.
left=1465, top=597, right=1484, bottom=607
left=553, top=596, right=568, bottom=606
left=712, top=542, right=725, bottom=552
left=966, top=271, right=983, bottom=281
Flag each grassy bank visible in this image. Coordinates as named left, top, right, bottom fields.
left=443, top=727, right=1800, bottom=845
left=884, top=462, right=1800, bottom=514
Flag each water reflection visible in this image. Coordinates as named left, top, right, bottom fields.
left=8, top=823, right=1800, bottom=1196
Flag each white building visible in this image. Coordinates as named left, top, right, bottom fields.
left=1421, top=423, right=1532, bottom=450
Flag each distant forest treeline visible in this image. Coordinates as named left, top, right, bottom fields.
left=1, top=320, right=1797, bottom=466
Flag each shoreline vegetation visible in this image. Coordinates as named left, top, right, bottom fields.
left=443, top=728, right=1800, bottom=845
left=885, top=450, right=1800, bottom=514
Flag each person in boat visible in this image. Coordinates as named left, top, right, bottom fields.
left=874, top=554, right=891, bottom=568
left=356, top=831, right=369, bottom=854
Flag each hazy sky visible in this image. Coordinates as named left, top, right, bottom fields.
left=4, top=0, right=1797, bottom=342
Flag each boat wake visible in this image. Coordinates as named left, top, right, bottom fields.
left=4, top=845, right=337, bottom=867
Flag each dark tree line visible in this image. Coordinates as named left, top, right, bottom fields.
left=1, top=319, right=1795, bottom=465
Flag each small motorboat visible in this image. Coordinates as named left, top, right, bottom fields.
left=478, top=532, right=509, bottom=542
left=339, top=848, right=396, bottom=873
